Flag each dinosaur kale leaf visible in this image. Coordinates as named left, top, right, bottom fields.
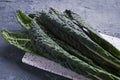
left=1, top=29, right=42, bottom=55
left=16, top=10, right=32, bottom=30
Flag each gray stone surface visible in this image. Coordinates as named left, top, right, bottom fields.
left=23, top=53, right=90, bottom=80
left=0, top=0, right=120, bottom=80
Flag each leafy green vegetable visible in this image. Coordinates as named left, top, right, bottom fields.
left=1, top=9, right=120, bottom=80
left=29, top=20, right=120, bottom=80
left=37, top=8, right=120, bottom=76
left=17, top=10, right=102, bottom=70
left=16, top=10, right=32, bottom=30
left=64, top=10, right=120, bottom=59
left=1, top=29, right=42, bottom=55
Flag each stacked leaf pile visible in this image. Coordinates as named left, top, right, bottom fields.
left=1, top=8, right=120, bottom=80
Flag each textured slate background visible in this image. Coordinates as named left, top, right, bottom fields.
left=0, top=0, right=120, bottom=80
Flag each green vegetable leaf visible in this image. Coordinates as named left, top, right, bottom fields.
left=1, top=29, right=42, bottom=55
left=64, top=10, right=120, bottom=59
left=16, top=10, right=32, bottom=30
